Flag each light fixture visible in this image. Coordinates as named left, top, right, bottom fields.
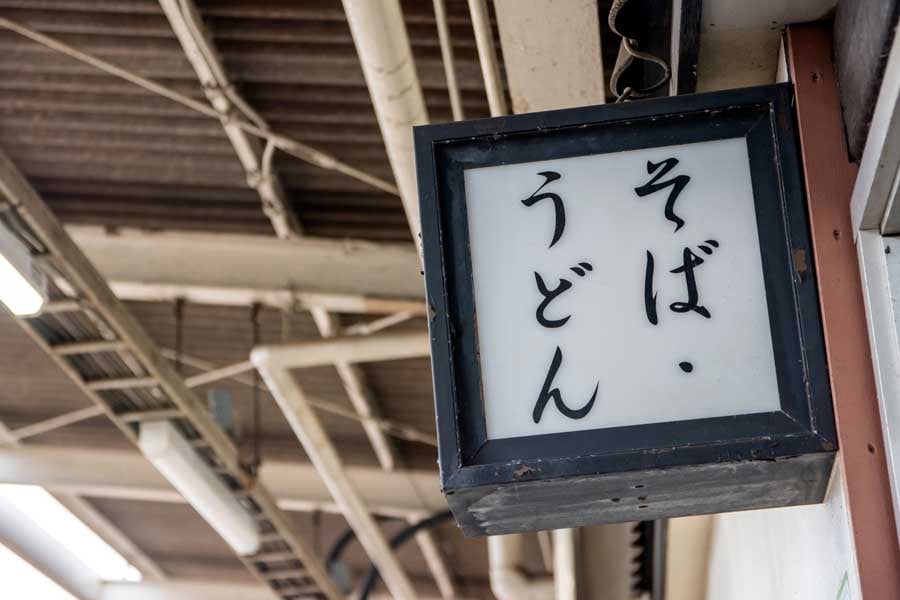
left=0, top=222, right=47, bottom=316
left=0, top=485, right=141, bottom=582
left=138, top=420, right=261, bottom=556
left=0, top=543, right=78, bottom=600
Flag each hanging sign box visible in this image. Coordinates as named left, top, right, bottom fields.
left=415, top=84, right=836, bottom=536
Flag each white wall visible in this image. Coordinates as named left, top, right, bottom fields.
left=705, top=461, right=860, bottom=600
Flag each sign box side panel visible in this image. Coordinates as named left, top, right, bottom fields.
left=449, top=451, right=836, bottom=537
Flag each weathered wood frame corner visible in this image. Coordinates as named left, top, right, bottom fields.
left=415, top=84, right=837, bottom=537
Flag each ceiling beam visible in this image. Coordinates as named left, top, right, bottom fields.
left=65, top=226, right=425, bottom=311
left=310, top=308, right=400, bottom=471
left=0, top=445, right=446, bottom=518
left=493, top=0, right=605, bottom=113
left=157, top=0, right=300, bottom=239
left=342, top=0, right=429, bottom=247
left=253, top=348, right=419, bottom=599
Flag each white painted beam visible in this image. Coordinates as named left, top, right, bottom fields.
left=342, top=0, right=428, bottom=247
left=252, top=331, right=430, bottom=370
left=253, top=352, right=419, bottom=599
left=468, top=0, right=507, bottom=116
left=494, top=0, right=605, bottom=113
left=411, top=522, right=457, bottom=600
left=310, top=308, right=399, bottom=471
left=0, top=445, right=445, bottom=517
left=850, top=8, right=900, bottom=233
left=66, top=226, right=425, bottom=311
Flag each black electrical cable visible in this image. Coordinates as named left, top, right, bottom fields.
left=324, top=514, right=393, bottom=587
left=358, top=511, right=453, bottom=600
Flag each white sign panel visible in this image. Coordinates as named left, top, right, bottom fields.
left=465, top=137, right=781, bottom=441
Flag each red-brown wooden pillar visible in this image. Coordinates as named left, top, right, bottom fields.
left=787, top=23, right=900, bottom=598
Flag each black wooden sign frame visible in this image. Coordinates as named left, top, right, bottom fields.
left=415, top=84, right=837, bottom=537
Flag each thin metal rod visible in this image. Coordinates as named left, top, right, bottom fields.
left=433, top=0, right=465, bottom=121
left=342, top=311, right=415, bottom=336
left=0, top=17, right=399, bottom=197
left=10, top=406, right=106, bottom=441
left=467, top=0, right=507, bottom=116
left=184, top=359, right=254, bottom=388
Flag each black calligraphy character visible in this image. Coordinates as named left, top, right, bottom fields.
left=643, top=250, right=658, bottom=325
left=669, top=240, right=719, bottom=318
left=532, top=346, right=599, bottom=424
left=535, top=273, right=572, bottom=328
left=534, top=263, right=592, bottom=328
left=522, top=171, right=565, bottom=248
left=634, top=158, right=690, bottom=232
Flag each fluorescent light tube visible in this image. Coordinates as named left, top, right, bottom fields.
left=0, top=485, right=141, bottom=582
left=0, top=223, right=46, bottom=316
left=0, top=543, right=78, bottom=600
left=138, top=421, right=261, bottom=556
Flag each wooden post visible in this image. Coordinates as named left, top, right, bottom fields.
left=786, top=23, right=900, bottom=598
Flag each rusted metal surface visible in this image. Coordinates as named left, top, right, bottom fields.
left=787, top=23, right=900, bottom=598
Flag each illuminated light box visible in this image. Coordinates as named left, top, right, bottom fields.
left=415, top=84, right=836, bottom=536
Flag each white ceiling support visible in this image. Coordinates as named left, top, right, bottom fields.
left=665, top=515, right=714, bottom=600
left=343, top=312, right=415, bottom=336
left=487, top=534, right=553, bottom=600
left=494, top=0, right=606, bottom=113
left=7, top=405, right=106, bottom=442
left=410, top=518, right=457, bottom=600
left=253, top=331, right=430, bottom=369
left=253, top=349, right=419, bottom=600
left=468, top=0, right=507, bottom=116
left=66, top=226, right=426, bottom=311
left=0, top=150, right=342, bottom=600
left=552, top=528, right=578, bottom=600
left=100, top=580, right=273, bottom=600
left=310, top=308, right=399, bottom=471
left=850, top=9, right=900, bottom=233
left=342, top=0, right=429, bottom=246
left=0, top=495, right=102, bottom=600
left=0, top=445, right=446, bottom=517
left=433, top=0, right=465, bottom=121
left=857, top=231, right=900, bottom=544
left=158, top=0, right=300, bottom=240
